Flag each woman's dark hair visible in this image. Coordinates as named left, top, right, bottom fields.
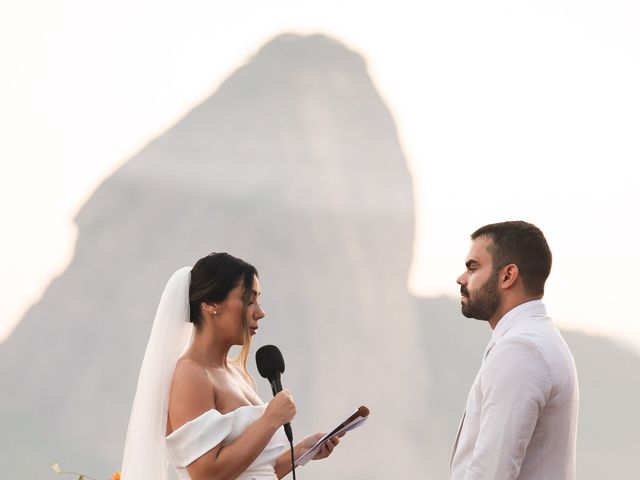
left=189, top=252, right=258, bottom=328
left=188, top=252, right=258, bottom=380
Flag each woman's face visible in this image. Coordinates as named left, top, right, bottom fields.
left=217, top=275, right=265, bottom=344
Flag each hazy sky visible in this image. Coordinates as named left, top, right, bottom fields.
left=1, top=0, right=639, bottom=351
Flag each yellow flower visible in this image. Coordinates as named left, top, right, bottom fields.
left=111, top=472, right=121, bottom=480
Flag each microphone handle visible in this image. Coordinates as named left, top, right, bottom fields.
left=269, top=377, right=293, bottom=442
left=284, top=422, right=293, bottom=442
left=269, top=378, right=281, bottom=396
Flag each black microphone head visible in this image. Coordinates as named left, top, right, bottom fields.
left=255, top=344, right=285, bottom=380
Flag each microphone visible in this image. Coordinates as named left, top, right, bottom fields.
left=255, top=345, right=293, bottom=442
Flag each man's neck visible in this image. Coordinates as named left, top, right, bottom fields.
left=489, top=295, right=543, bottom=329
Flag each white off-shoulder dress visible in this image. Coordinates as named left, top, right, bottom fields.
left=165, top=405, right=289, bottom=480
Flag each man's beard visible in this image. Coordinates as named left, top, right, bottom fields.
left=460, top=272, right=500, bottom=321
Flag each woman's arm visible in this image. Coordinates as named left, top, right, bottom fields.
left=274, top=433, right=341, bottom=479
left=168, top=359, right=296, bottom=480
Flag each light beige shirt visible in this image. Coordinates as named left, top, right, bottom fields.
left=450, top=300, right=579, bottom=480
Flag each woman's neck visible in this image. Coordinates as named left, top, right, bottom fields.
left=188, top=329, right=231, bottom=368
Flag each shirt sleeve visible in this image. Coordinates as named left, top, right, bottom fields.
left=465, top=337, right=553, bottom=480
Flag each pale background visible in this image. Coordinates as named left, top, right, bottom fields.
left=1, top=0, right=639, bottom=350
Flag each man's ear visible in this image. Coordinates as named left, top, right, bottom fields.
left=499, top=264, right=519, bottom=289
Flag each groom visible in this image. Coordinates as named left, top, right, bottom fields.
left=450, top=221, right=578, bottom=479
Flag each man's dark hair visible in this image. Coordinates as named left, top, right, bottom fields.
left=471, top=221, right=552, bottom=296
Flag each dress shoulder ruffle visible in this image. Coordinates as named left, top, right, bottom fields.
left=165, top=405, right=287, bottom=471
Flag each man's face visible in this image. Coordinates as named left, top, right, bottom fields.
left=457, top=236, right=501, bottom=321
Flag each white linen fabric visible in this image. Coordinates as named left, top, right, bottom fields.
left=121, top=267, right=195, bottom=480
left=450, top=300, right=579, bottom=480
left=166, top=404, right=288, bottom=480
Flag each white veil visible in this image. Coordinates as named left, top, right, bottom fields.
left=121, top=266, right=194, bottom=480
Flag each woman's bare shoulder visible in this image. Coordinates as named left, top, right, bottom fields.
left=168, top=357, right=216, bottom=432
left=173, top=356, right=209, bottom=383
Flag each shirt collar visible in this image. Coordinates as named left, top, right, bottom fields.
left=491, top=299, right=547, bottom=343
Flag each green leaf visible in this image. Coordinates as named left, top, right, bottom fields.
left=51, top=462, right=62, bottom=474
left=78, top=476, right=84, bottom=480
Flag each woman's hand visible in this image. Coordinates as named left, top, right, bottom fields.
left=274, top=430, right=342, bottom=477
left=263, top=389, right=296, bottom=428
left=298, top=432, right=342, bottom=461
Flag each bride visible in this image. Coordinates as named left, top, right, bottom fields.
left=121, top=253, right=340, bottom=480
